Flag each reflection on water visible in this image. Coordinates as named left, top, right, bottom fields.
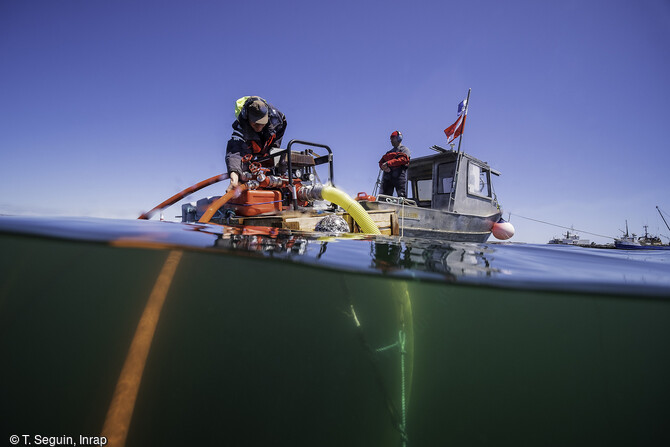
left=212, top=228, right=499, bottom=282
left=1, top=216, right=670, bottom=446
left=1, top=215, right=670, bottom=294
left=371, top=239, right=497, bottom=279
left=217, top=231, right=310, bottom=256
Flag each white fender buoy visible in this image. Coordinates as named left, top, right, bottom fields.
left=492, top=218, right=515, bottom=240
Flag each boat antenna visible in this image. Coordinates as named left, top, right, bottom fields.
left=457, top=88, right=472, bottom=153
left=429, top=145, right=448, bottom=153
left=657, top=206, right=670, bottom=232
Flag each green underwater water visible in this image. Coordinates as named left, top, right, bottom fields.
left=1, top=231, right=669, bottom=446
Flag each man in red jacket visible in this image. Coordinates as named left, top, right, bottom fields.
left=378, top=130, right=411, bottom=197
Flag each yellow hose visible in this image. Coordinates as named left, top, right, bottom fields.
left=321, top=186, right=381, bottom=235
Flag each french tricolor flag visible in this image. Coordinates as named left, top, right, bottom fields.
left=444, top=99, right=468, bottom=144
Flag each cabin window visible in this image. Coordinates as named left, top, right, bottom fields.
left=414, top=179, right=432, bottom=201
left=437, top=162, right=456, bottom=194
left=467, top=162, right=491, bottom=197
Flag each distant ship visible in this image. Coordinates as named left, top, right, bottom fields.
left=614, top=221, right=669, bottom=250
left=548, top=229, right=591, bottom=246
left=614, top=220, right=638, bottom=249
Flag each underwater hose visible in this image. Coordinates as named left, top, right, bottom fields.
left=310, top=185, right=381, bottom=235
left=102, top=250, right=183, bottom=447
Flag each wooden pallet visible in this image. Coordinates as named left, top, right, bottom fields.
left=238, top=209, right=398, bottom=235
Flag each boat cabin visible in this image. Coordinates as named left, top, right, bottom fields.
left=404, top=146, right=501, bottom=215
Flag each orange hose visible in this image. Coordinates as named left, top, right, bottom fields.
left=198, top=184, right=248, bottom=224
left=138, top=173, right=229, bottom=220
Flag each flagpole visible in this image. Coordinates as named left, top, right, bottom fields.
left=448, top=88, right=471, bottom=213
left=457, top=88, right=471, bottom=153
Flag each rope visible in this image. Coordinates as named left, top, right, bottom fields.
left=399, top=330, right=407, bottom=447
left=400, top=199, right=405, bottom=239
left=341, top=280, right=408, bottom=445
left=375, top=330, right=408, bottom=446
left=509, top=212, right=617, bottom=240
left=376, top=342, right=398, bottom=353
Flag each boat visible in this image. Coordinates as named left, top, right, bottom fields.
left=548, top=229, right=591, bottom=246
left=356, top=145, right=512, bottom=242
left=615, top=221, right=670, bottom=250
left=638, top=225, right=664, bottom=246
left=614, top=221, right=639, bottom=249
left=141, top=140, right=514, bottom=242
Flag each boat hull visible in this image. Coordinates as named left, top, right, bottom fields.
left=360, top=200, right=501, bottom=242
left=615, top=241, right=670, bottom=250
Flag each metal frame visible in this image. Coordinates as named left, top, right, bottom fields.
left=251, top=139, right=334, bottom=210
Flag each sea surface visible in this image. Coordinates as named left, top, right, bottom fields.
left=1, top=215, right=669, bottom=446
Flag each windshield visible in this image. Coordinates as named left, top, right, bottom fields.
left=467, top=162, right=491, bottom=197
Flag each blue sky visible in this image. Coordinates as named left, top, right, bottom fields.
left=1, top=0, right=669, bottom=244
